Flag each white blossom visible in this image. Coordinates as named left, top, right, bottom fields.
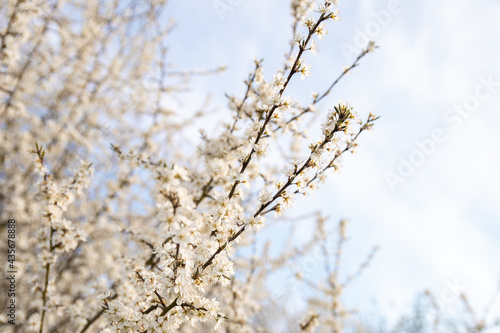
left=0, top=1, right=382, bottom=332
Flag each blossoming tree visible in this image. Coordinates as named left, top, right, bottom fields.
left=0, top=0, right=382, bottom=332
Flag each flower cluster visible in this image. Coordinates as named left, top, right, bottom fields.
left=27, top=144, right=94, bottom=331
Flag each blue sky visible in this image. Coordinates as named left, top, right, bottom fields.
left=164, top=0, right=500, bottom=326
